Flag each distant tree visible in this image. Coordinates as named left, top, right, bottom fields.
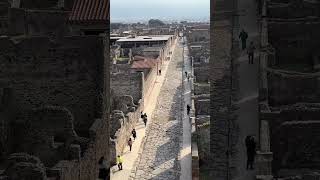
left=148, top=19, right=165, bottom=27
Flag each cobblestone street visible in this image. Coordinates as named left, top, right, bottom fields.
left=131, top=40, right=184, bottom=180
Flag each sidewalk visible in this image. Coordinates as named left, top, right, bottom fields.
left=180, top=36, right=192, bottom=180
left=110, top=40, right=178, bottom=180
left=234, top=0, right=260, bottom=179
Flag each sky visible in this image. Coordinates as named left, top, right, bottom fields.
left=110, top=0, right=210, bottom=23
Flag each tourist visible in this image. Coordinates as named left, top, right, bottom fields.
left=247, top=41, right=256, bottom=64
left=143, top=115, right=148, bottom=127
left=128, top=138, right=133, bottom=151
left=116, top=155, right=123, bottom=170
left=98, top=156, right=108, bottom=180
left=245, top=135, right=256, bottom=170
left=239, top=29, right=248, bottom=50
left=159, top=69, right=161, bottom=75
left=187, top=104, right=191, bottom=115
left=141, top=111, right=144, bottom=119
left=185, top=71, right=188, bottom=77
left=132, top=129, right=137, bottom=140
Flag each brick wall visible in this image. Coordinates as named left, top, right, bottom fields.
left=0, top=35, right=105, bottom=131
left=194, top=66, right=209, bottom=83
left=111, top=72, right=144, bottom=105
left=194, top=84, right=210, bottom=95
left=210, top=19, right=239, bottom=178
left=8, top=8, right=69, bottom=37
left=0, top=32, right=110, bottom=180
left=143, top=66, right=158, bottom=103
left=267, top=70, right=320, bottom=106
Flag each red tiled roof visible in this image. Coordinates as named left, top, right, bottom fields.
left=69, top=0, right=109, bottom=24
left=131, top=56, right=158, bottom=69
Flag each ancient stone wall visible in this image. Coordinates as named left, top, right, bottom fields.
left=0, top=36, right=105, bottom=131
left=143, top=66, right=158, bottom=103
left=210, top=19, right=239, bottom=178
left=195, top=96, right=210, bottom=116
left=79, top=117, right=109, bottom=180
left=194, top=66, right=209, bottom=83
left=113, top=107, right=141, bottom=157
left=267, top=70, right=320, bottom=106
left=8, top=8, right=70, bottom=37
left=267, top=1, right=320, bottom=18
left=111, top=72, right=144, bottom=104
left=194, top=83, right=210, bottom=95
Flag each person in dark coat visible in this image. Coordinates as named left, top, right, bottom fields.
left=185, top=71, right=188, bottom=77
left=247, top=41, right=256, bottom=64
left=245, top=136, right=256, bottom=170
left=187, top=104, right=191, bottom=115
left=128, top=138, right=133, bottom=151
left=132, top=128, right=137, bottom=140
left=98, top=156, right=108, bottom=180
left=239, top=29, right=249, bottom=50
left=143, top=113, right=148, bottom=127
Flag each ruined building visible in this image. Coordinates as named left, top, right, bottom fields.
left=186, top=23, right=211, bottom=177
left=257, top=0, right=320, bottom=179
left=0, top=0, right=110, bottom=179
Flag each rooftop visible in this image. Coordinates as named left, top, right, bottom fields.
left=68, top=0, right=109, bottom=24
left=131, top=56, right=158, bottom=69
left=117, top=35, right=173, bottom=42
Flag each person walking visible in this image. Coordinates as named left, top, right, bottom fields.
left=185, top=71, right=188, bottom=77
left=143, top=115, right=148, bottom=127
left=116, top=155, right=123, bottom=170
left=158, top=69, right=161, bottom=75
left=98, top=156, right=109, bottom=180
left=247, top=41, right=256, bottom=64
left=128, top=138, right=133, bottom=151
left=239, top=29, right=249, bottom=50
left=245, top=135, right=252, bottom=170
left=245, top=136, right=256, bottom=170
left=140, top=111, right=144, bottom=119
left=132, top=128, right=137, bottom=140
left=187, top=104, right=191, bottom=115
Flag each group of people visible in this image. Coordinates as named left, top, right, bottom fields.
left=239, top=29, right=256, bottom=64
left=245, top=135, right=257, bottom=170
left=108, top=112, right=146, bottom=174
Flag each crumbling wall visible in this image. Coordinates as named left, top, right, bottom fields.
left=194, top=95, right=210, bottom=116
left=79, top=117, right=109, bottom=180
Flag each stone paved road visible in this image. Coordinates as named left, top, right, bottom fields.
left=132, top=41, right=183, bottom=180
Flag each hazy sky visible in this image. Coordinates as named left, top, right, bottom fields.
left=111, top=0, right=210, bottom=22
